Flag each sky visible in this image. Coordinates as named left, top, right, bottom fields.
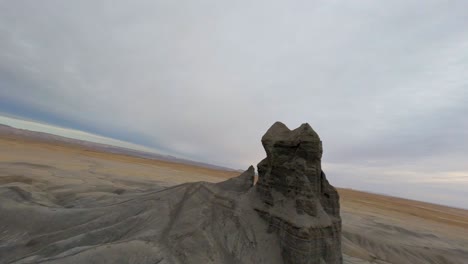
left=0, top=1, right=467, bottom=208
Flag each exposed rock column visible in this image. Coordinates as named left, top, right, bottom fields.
left=255, top=122, right=342, bottom=264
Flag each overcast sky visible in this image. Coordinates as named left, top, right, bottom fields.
left=0, top=1, right=467, bottom=208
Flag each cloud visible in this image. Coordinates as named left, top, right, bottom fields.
left=0, top=1, right=467, bottom=207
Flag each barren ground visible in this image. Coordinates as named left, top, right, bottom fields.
left=1, top=135, right=467, bottom=263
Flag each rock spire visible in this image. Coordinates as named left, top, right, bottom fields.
left=255, top=122, right=342, bottom=264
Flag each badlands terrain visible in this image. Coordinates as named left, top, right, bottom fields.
left=0, top=126, right=467, bottom=263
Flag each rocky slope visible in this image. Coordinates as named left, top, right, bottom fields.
left=0, top=122, right=342, bottom=264
left=3, top=122, right=467, bottom=264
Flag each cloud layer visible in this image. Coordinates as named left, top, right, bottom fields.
left=1, top=1, right=467, bottom=207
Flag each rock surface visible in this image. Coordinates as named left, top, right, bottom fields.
left=2, top=125, right=468, bottom=264
left=255, top=122, right=342, bottom=264
left=0, top=122, right=342, bottom=264
left=217, top=165, right=255, bottom=192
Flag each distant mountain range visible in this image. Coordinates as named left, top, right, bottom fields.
left=0, top=124, right=238, bottom=172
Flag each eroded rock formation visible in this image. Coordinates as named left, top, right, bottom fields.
left=255, top=122, right=342, bottom=264
left=0, top=122, right=342, bottom=264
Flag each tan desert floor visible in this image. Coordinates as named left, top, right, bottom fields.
left=0, top=135, right=467, bottom=264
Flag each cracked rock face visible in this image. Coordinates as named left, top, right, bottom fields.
left=255, top=122, right=342, bottom=264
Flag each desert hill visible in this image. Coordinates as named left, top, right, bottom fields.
left=0, top=124, right=467, bottom=263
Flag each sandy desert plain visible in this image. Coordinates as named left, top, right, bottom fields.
left=0, top=131, right=467, bottom=264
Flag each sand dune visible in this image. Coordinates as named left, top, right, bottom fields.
left=0, top=135, right=467, bottom=263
